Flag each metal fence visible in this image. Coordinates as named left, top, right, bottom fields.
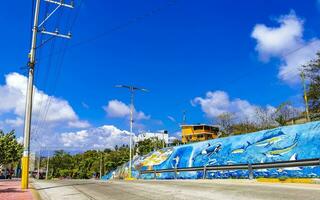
left=139, top=158, right=320, bottom=179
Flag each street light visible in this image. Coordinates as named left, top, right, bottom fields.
left=115, top=85, right=147, bottom=179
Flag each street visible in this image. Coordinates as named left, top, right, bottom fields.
left=32, top=179, right=320, bottom=200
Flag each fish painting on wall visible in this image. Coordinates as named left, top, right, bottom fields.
left=103, top=121, right=320, bottom=180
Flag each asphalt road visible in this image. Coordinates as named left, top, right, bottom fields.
left=32, top=179, right=320, bottom=200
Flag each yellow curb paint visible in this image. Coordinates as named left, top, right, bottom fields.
left=30, top=187, right=41, bottom=200
left=30, top=182, right=42, bottom=200
left=125, top=177, right=137, bottom=181
left=257, top=178, right=315, bottom=184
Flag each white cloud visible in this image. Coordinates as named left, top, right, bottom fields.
left=192, top=90, right=272, bottom=122
left=68, top=120, right=91, bottom=129
left=251, top=11, right=320, bottom=84
left=277, top=40, right=320, bottom=82
left=252, top=12, right=303, bottom=59
left=17, top=136, right=23, bottom=144
left=104, top=100, right=130, bottom=118
left=0, top=72, right=90, bottom=129
left=60, top=125, right=132, bottom=149
left=103, top=99, right=150, bottom=120
left=3, top=117, right=24, bottom=127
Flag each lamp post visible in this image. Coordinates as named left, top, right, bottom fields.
left=115, top=85, right=147, bottom=179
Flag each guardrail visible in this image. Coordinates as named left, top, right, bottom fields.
left=139, top=158, right=320, bottom=179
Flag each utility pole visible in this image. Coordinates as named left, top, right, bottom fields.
left=99, top=150, right=102, bottom=179
left=301, top=72, right=311, bottom=122
left=37, top=148, right=41, bottom=179
left=21, top=0, right=41, bottom=189
left=115, top=85, right=147, bottom=180
left=45, top=151, right=49, bottom=180
left=22, top=0, right=73, bottom=189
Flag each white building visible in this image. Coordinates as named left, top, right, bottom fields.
left=134, top=131, right=169, bottom=144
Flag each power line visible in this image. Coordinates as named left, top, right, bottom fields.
left=40, top=0, right=178, bottom=60
left=282, top=40, right=320, bottom=58
left=32, top=0, right=173, bottom=145
left=31, top=3, right=57, bottom=141
left=31, top=0, right=84, bottom=147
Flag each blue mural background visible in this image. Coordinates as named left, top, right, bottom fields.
left=102, top=121, right=320, bottom=180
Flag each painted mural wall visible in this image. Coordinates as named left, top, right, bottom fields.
left=103, top=121, right=320, bottom=180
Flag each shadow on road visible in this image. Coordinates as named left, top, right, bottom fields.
left=36, top=182, right=96, bottom=190
left=0, top=187, right=27, bottom=193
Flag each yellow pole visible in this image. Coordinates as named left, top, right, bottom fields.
left=21, top=156, right=30, bottom=189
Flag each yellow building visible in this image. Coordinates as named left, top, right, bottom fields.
left=181, top=124, right=219, bottom=143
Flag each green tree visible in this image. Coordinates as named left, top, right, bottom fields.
left=136, top=137, right=164, bottom=156
left=43, top=145, right=130, bottom=179
left=171, top=139, right=182, bottom=146
left=104, top=147, right=129, bottom=172
left=303, top=52, right=320, bottom=113
left=0, top=130, right=23, bottom=167
left=49, top=150, right=73, bottom=178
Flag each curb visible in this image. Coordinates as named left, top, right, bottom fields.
left=30, top=183, right=42, bottom=200
left=256, top=178, right=318, bottom=184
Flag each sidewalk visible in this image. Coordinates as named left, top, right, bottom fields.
left=0, top=179, right=35, bottom=200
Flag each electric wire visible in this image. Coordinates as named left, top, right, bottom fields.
left=32, top=21, right=64, bottom=147
left=40, top=0, right=178, bottom=60
left=29, top=0, right=320, bottom=149
left=31, top=0, right=84, bottom=148
left=31, top=1, right=52, bottom=146
left=31, top=0, right=67, bottom=147
left=36, top=0, right=82, bottom=134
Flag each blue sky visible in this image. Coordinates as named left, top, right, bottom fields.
left=1, top=0, right=320, bottom=150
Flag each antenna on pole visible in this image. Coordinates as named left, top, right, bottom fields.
left=21, top=0, right=74, bottom=189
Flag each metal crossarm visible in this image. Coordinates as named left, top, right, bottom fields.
left=41, top=30, right=71, bottom=39
left=44, top=0, right=74, bottom=9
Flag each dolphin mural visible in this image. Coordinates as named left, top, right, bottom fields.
left=201, top=143, right=222, bottom=156
left=103, top=121, right=320, bottom=180
left=254, top=130, right=285, bottom=148
left=264, top=134, right=299, bottom=157
left=231, top=141, right=251, bottom=154
left=141, top=147, right=173, bottom=168
left=278, top=153, right=301, bottom=172
left=192, top=143, right=222, bottom=162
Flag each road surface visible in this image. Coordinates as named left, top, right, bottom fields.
left=32, top=179, right=320, bottom=200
